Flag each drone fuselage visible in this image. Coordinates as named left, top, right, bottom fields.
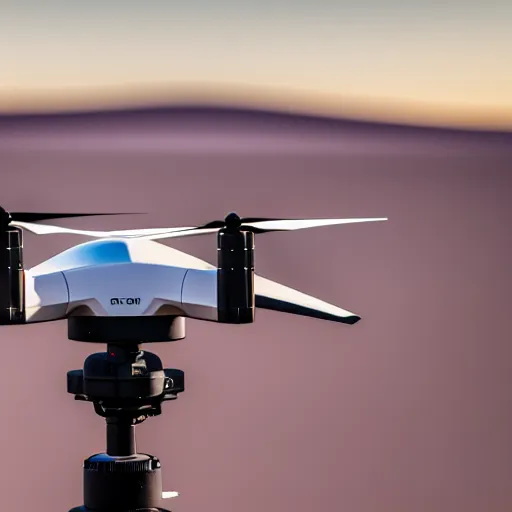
left=24, top=238, right=222, bottom=324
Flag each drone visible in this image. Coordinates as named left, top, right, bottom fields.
left=0, top=207, right=387, bottom=334
left=0, top=207, right=387, bottom=512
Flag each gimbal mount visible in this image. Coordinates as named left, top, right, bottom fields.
left=66, top=316, right=186, bottom=512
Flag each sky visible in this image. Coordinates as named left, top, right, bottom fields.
left=1, top=0, right=512, bottom=127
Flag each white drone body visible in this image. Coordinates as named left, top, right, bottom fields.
left=24, top=236, right=361, bottom=324
left=25, top=238, right=220, bottom=324
left=0, top=212, right=388, bottom=341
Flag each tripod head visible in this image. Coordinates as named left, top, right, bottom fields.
left=68, top=342, right=184, bottom=423
left=67, top=336, right=184, bottom=512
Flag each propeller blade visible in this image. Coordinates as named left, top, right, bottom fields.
left=137, top=217, right=388, bottom=240
left=11, top=211, right=387, bottom=240
left=242, top=217, right=388, bottom=233
left=12, top=221, right=195, bottom=238
left=255, top=275, right=361, bottom=324
left=138, top=227, right=222, bottom=240
left=10, top=212, right=138, bottom=223
left=198, top=216, right=281, bottom=229
left=197, top=219, right=229, bottom=229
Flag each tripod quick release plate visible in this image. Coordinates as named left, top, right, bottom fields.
left=67, top=344, right=184, bottom=421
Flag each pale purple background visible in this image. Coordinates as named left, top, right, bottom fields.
left=0, top=108, right=511, bottom=511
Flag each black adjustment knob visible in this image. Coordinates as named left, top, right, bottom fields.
left=83, top=453, right=163, bottom=510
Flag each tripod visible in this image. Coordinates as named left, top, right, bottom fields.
left=67, top=340, right=184, bottom=511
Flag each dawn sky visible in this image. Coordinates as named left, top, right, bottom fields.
left=2, top=0, right=512, bottom=126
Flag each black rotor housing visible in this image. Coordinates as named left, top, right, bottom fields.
left=0, top=226, right=24, bottom=324
left=217, top=228, right=255, bottom=323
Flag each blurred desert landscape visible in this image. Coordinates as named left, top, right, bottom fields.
left=0, top=105, right=511, bottom=511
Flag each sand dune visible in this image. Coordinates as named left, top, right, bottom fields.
left=1, top=105, right=511, bottom=155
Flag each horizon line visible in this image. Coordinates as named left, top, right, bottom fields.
left=1, top=101, right=512, bottom=136
left=1, top=83, right=511, bottom=132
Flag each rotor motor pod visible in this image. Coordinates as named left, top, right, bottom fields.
left=0, top=208, right=25, bottom=325
left=217, top=216, right=255, bottom=324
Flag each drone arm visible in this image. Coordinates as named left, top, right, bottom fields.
left=180, top=230, right=359, bottom=325
left=254, top=275, right=361, bottom=324
left=179, top=269, right=360, bottom=325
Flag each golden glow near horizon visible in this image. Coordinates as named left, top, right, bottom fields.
left=1, top=1, right=511, bottom=128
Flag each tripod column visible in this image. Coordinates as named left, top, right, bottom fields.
left=82, top=417, right=164, bottom=511
left=106, top=417, right=136, bottom=456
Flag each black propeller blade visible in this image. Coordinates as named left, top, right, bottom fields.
left=0, top=206, right=138, bottom=228
left=10, top=212, right=135, bottom=222
left=198, top=212, right=284, bottom=232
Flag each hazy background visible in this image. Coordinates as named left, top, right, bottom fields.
left=1, top=0, right=512, bottom=128
left=0, top=109, right=511, bottom=512
left=1, top=1, right=512, bottom=511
